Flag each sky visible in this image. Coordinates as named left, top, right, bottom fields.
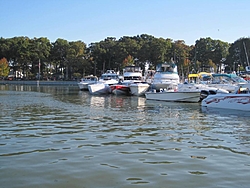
left=1, top=0, right=249, bottom=46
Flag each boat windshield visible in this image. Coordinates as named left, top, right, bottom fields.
left=210, top=74, right=247, bottom=84
left=231, top=76, right=247, bottom=83
left=101, top=75, right=119, bottom=80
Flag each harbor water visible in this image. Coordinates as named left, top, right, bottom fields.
left=0, top=84, right=250, bottom=188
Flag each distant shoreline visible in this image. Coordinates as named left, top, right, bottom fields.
left=0, top=80, right=78, bottom=86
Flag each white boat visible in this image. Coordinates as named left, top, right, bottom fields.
left=110, top=82, right=131, bottom=95
left=151, top=62, right=180, bottom=91
left=202, top=73, right=248, bottom=93
left=129, top=82, right=150, bottom=96
left=201, top=84, right=250, bottom=111
left=145, top=83, right=228, bottom=103
left=77, top=75, right=98, bottom=90
left=88, top=70, right=119, bottom=95
left=110, top=66, right=149, bottom=96
left=145, top=89, right=201, bottom=102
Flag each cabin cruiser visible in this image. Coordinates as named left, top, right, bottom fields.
left=151, top=62, right=180, bottom=91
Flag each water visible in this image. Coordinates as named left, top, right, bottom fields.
left=0, top=85, right=250, bottom=188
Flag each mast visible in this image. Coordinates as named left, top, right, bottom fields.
left=243, top=41, right=249, bottom=66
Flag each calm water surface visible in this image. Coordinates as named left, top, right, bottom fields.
left=0, top=85, right=250, bottom=188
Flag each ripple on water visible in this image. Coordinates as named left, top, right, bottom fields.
left=0, top=87, right=250, bottom=188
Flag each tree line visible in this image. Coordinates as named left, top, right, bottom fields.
left=0, top=34, right=249, bottom=80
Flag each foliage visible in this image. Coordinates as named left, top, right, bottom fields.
left=0, top=35, right=249, bottom=80
left=122, top=55, right=134, bottom=68
left=0, top=58, right=10, bottom=77
left=227, top=37, right=250, bottom=71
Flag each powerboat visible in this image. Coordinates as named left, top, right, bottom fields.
left=145, top=83, right=228, bottom=103
left=110, top=82, right=131, bottom=95
left=201, top=84, right=250, bottom=111
left=145, top=89, right=201, bottom=102
left=202, top=73, right=248, bottom=93
left=77, top=75, right=98, bottom=90
left=110, top=66, right=148, bottom=96
left=151, top=62, right=180, bottom=91
left=129, top=81, right=150, bottom=96
left=88, top=70, right=119, bottom=95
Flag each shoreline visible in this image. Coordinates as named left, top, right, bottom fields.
left=0, top=80, right=78, bottom=86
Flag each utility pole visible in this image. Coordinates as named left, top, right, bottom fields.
left=37, top=58, right=40, bottom=87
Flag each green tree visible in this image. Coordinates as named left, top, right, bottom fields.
left=50, top=38, right=69, bottom=79
left=67, top=40, right=88, bottom=78
left=227, top=37, right=250, bottom=72
left=171, top=40, right=191, bottom=78
left=191, top=37, right=229, bottom=73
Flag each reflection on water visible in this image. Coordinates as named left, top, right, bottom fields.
left=0, top=85, right=250, bottom=188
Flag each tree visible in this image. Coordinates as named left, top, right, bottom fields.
left=50, top=38, right=69, bottom=79
left=171, top=40, right=191, bottom=78
left=0, top=58, right=10, bottom=78
left=67, top=40, right=88, bottom=77
left=191, top=37, right=229, bottom=73
left=227, top=37, right=250, bottom=72
left=122, top=55, right=134, bottom=68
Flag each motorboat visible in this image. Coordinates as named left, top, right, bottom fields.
left=88, top=70, right=119, bottom=95
left=145, top=88, right=201, bottom=103
left=129, top=81, right=150, bottom=96
left=201, top=84, right=250, bottom=111
left=110, top=66, right=148, bottom=96
left=77, top=75, right=98, bottom=90
left=202, top=73, right=248, bottom=92
left=110, top=82, right=131, bottom=95
left=151, top=62, right=180, bottom=91
left=145, top=83, right=228, bottom=103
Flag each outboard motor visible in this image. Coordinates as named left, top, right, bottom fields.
left=199, top=90, right=217, bottom=102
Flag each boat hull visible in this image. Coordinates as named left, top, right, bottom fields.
left=129, top=83, right=150, bottom=96
left=145, top=91, right=201, bottom=102
left=88, top=83, right=111, bottom=95
left=201, top=93, right=250, bottom=111
left=78, top=82, right=96, bottom=90
left=110, top=85, right=130, bottom=95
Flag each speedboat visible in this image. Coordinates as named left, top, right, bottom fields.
left=129, top=81, right=150, bottom=96
left=110, top=66, right=148, bottom=96
left=202, top=73, right=248, bottom=93
left=145, top=89, right=201, bottom=102
left=88, top=70, right=119, bottom=95
left=151, top=62, right=180, bottom=91
left=78, top=75, right=98, bottom=90
left=201, top=84, right=250, bottom=111
left=145, top=83, right=228, bottom=103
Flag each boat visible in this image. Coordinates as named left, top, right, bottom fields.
left=201, top=84, right=250, bottom=111
left=129, top=81, right=150, bottom=96
left=88, top=70, right=120, bottom=95
left=187, top=72, right=211, bottom=84
left=151, top=62, right=180, bottom=91
left=77, top=75, right=98, bottom=90
left=145, top=82, right=228, bottom=103
left=202, top=73, right=248, bottom=92
left=110, top=82, right=131, bottom=95
left=145, top=88, right=201, bottom=103
left=110, top=66, right=149, bottom=96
